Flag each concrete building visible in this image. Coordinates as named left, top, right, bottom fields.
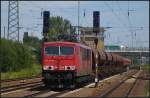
left=75, top=26, right=106, bottom=50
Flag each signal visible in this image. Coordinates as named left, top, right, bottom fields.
left=43, top=11, right=50, bottom=34
left=93, top=11, right=100, bottom=34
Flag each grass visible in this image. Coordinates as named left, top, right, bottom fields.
left=145, top=80, right=149, bottom=97
left=141, top=64, right=149, bottom=97
left=141, top=64, right=149, bottom=74
left=1, top=64, right=42, bottom=80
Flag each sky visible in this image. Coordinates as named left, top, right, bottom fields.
left=1, top=1, right=149, bottom=48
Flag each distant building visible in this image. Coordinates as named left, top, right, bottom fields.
left=105, top=45, right=121, bottom=50
left=73, top=26, right=106, bottom=50
left=105, top=45, right=129, bottom=51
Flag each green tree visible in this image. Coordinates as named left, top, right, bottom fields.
left=23, top=32, right=42, bottom=49
left=23, top=33, right=42, bottom=64
left=47, top=16, right=76, bottom=42
left=0, top=39, right=34, bottom=72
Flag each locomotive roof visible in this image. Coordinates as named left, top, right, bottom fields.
left=44, top=41, right=91, bottom=50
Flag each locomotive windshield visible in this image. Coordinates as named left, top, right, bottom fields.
left=45, top=46, right=74, bottom=56
left=45, top=46, right=59, bottom=56
left=60, top=46, right=74, bottom=55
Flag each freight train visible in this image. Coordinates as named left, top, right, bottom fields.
left=42, top=42, right=131, bottom=88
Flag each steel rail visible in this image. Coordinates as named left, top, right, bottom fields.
left=99, top=70, right=139, bottom=97
left=1, top=81, right=43, bottom=93
left=1, top=75, right=41, bottom=82
left=124, top=73, right=139, bottom=97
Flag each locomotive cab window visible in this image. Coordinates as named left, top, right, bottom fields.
left=45, top=46, right=59, bottom=56
left=82, top=48, right=90, bottom=60
left=60, top=46, right=74, bottom=55
left=45, top=46, right=74, bottom=56
left=87, top=49, right=90, bottom=60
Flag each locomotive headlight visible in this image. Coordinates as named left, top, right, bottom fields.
left=48, top=66, right=54, bottom=70
left=70, top=66, right=75, bottom=70
left=43, top=66, right=49, bottom=70
left=43, top=65, right=54, bottom=70
left=65, top=66, right=75, bottom=70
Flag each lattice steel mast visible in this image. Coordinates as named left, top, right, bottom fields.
left=7, top=1, right=19, bottom=41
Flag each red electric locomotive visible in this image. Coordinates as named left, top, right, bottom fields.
left=42, top=41, right=132, bottom=88
left=42, top=42, right=92, bottom=88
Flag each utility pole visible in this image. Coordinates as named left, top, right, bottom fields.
left=78, top=1, right=80, bottom=42
left=31, top=32, right=34, bottom=44
left=8, top=1, right=19, bottom=41
left=0, top=26, right=1, bottom=40
left=4, top=26, right=6, bottom=39
left=127, top=1, right=136, bottom=48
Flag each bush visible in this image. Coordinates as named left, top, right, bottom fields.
left=1, top=64, right=42, bottom=80
left=141, top=64, right=149, bottom=74
left=0, top=39, right=34, bottom=72
left=35, top=47, right=42, bottom=64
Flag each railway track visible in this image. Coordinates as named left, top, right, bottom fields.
left=99, top=70, right=142, bottom=97
left=1, top=81, right=43, bottom=93
left=1, top=76, right=42, bottom=87
left=1, top=77, right=85, bottom=97
left=23, top=89, right=70, bottom=97
left=1, top=76, right=43, bottom=94
left=22, top=80, right=95, bottom=97
left=1, top=75, right=41, bottom=82
left=1, top=76, right=92, bottom=97
left=1, top=69, right=142, bottom=97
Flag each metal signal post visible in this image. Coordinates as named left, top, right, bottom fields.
left=94, top=38, right=99, bottom=87
left=93, top=11, right=100, bottom=87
